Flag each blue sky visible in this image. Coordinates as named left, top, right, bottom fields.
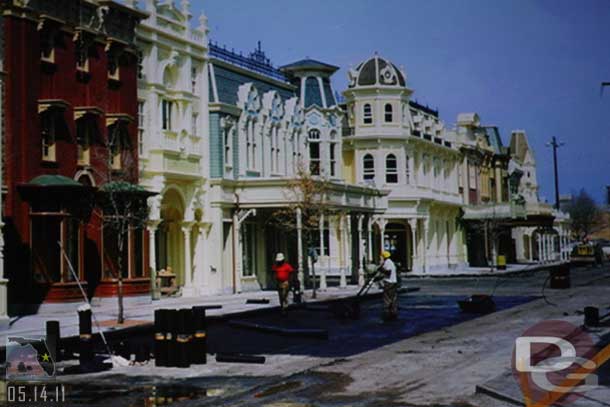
left=192, top=0, right=610, bottom=204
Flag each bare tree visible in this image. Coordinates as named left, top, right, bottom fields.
left=567, top=189, right=604, bottom=240
left=268, top=162, right=341, bottom=296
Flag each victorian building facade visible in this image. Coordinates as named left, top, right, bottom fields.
left=204, top=45, right=386, bottom=294
left=1, top=0, right=146, bottom=306
left=136, top=0, right=210, bottom=296
left=342, top=55, right=467, bottom=275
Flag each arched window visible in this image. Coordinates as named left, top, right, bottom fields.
left=363, top=103, right=372, bottom=124
left=308, top=129, right=321, bottom=175
left=363, top=153, right=375, bottom=181
left=385, top=153, right=398, bottom=183
left=384, top=103, right=393, bottom=123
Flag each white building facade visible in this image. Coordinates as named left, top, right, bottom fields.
left=137, top=0, right=211, bottom=296
left=342, top=55, right=467, bottom=275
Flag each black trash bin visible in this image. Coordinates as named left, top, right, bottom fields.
left=549, top=264, right=570, bottom=289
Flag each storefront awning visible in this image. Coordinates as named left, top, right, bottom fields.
left=17, top=175, right=97, bottom=219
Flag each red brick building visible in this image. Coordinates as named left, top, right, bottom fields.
left=2, top=0, right=148, bottom=306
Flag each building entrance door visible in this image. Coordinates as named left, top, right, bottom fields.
left=384, top=222, right=409, bottom=273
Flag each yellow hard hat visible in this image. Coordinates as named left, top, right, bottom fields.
left=382, top=251, right=391, bottom=259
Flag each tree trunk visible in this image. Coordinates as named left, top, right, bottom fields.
left=117, top=235, right=125, bottom=324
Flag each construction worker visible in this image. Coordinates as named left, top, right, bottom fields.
left=272, top=253, right=294, bottom=314
left=379, top=251, right=398, bottom=321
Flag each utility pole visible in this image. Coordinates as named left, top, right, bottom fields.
left=546, top=136, right=564, bottom=210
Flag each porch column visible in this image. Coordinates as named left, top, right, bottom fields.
left=542, top=234, right=548, bottom=263
left=408, top=218, right=419, bottom=273
left=339, top=214, right=347, bottom=288
left=319, top=213, right=327, bottom=290
left=182, top=223, right=194, bottom=295
left=367, top=217, right=373, bottom=262
left=379, top=218, right=387, bottom=254
left=422, top=218, right=430, bottom=273
left=357, top=214, right=365, bottom=287
left=537, top=233, right=543, bottom=264
left=296, top=207, right=304, bottom=288
left=346, top=214, right=352, bottom=285
left=194, top=223, right=208, bottom=294
left=147, top=221, right=160, bottom=276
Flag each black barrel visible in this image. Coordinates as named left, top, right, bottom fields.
left=154, top=309, right=168, bottom=367
left=165, top=309, right=178, bottom=367
left=191, top=306, right=207, bottom=364
left=78, top=306, right=94, bottom=366
left=550, top=264, right=571, bottom=289
left=46, top=320, right=60, bottom=363
left=176, top=309, right=192, bottom=368
left=584, top=306, right=600, bottom=327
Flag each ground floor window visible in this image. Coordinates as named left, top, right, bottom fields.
left=241, top=222, right=257, bottom=277
left=31, top=215, right=80, bottom=283
left=103, top=223, right=146, bottom=279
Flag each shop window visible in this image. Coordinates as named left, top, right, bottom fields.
left=241, top=222, right=256, bottom=277
left=103, top=225, right=128, bottom=279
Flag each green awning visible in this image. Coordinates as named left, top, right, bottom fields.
left=28, top=174, right=82, bottom=187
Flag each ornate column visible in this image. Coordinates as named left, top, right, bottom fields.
left=296, top=207, right=304, bottom=288
left=182, top=222, right=194, bottom=295
left=357, top=214, right=365, bottom=287
left=193, top=222, right=208, bottom=294
left=319, top=213, right=327, bottom=290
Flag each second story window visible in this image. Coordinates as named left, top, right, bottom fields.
left=363, top=153, right=375, bottom=181
left=405, top=154, right=410, bottom=184
left=385, top=153, right=398, bottom=183
left=40, top=113, right=57, bottom=162
left=162, top=100, right=173, bottom=131
left=76, top=117, right=94, bottom=166
left=138, top=101, right=145, bottom=155
left=384, top=103, right=393, bottom=123
left=308, top=129, right=321, bottom=176
left=329, top=131, right=337, bottom=177
left=363, top=103, right=372, bottom=124
left=108, top=123, right=127, bottom=171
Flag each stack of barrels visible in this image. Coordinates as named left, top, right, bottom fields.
left=154, top=306, right=207, bottom=367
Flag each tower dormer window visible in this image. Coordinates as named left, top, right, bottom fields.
left=384, top=103, right=393, bottom=123
left=363, top=103, right=372, bottom=124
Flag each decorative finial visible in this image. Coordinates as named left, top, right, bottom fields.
left=181, top=0, right=190, bottom=15
left=198, top=13, right=208, bottom=33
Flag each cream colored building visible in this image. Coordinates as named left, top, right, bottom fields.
left=137, top=0, right=210, bottom=296
left=342, top=55, right=467, bottom=275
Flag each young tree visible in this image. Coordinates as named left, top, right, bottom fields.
left=568, top=189, right=604, bottom=240
left=268, top=163, right=341, bottom=297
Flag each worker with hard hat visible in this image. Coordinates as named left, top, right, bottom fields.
left=379, top=250, right=398, bottom=321
left=272, top=252, right=294, bottom=314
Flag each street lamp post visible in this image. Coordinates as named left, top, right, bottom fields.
left=547, top=136, right=564, bottom=210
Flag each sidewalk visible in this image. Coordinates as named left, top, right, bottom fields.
left=0, top=285, right=381, bottom=347
left=406, top=261, right=563, bottom=278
